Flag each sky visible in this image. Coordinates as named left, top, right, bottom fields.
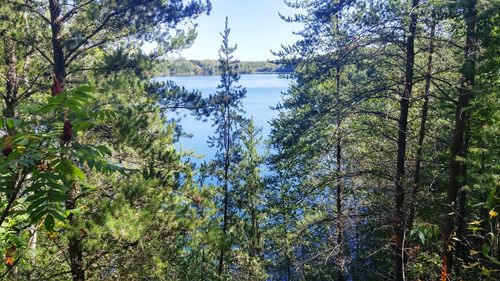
left=172, top=0, right=303, bottom=61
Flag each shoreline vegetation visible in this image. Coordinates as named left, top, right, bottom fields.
left=154, top=58, right=292, bottom=76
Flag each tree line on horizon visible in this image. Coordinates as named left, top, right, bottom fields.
left=0, top=0, right=498, bottom=281
left=155, top=59, right=292, bottom=76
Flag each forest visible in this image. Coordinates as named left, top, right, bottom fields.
left=0, top=0, right=498, bottom=281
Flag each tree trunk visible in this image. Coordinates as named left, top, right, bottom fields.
left=455, top=120, right=470, bottom=275
left=66, top=183, right=84, bottom=281
left=442, top=0, right=477, bottom=278
left=394, top=1, right=419, bottom=280
left=49, top=1, right=84, bottom=280
left=250, top=206, right=261, bottom=258
left=27, top=225, right=39, bottom=279
left=49, top=0, right=66, bottom=83
left=335, top=65, right=345, bottom=281
left=218, top=102, right=231, bottom=276
left=3, top=37, right=19, bottom=132
left=408, top=11, right=436, bottom=232
left=218, top=169, right=229, bottom=275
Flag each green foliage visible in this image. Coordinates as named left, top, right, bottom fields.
left=269, top=0, right=499, bottom=280
left=0, top=85, right=116, bottom=229
left=0, top=0, right=213, bottom=279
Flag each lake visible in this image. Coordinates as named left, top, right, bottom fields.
left=155, top=74, right=291, bottom=162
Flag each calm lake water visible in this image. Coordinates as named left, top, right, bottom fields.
left=156, top=74, right=291, bottom=162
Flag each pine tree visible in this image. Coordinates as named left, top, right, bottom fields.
left=234, top=119, right=266, bottom=280
left=0, top=1, right=210, bottom=279
left=442, top=0, right=478, bottom=278
left=207, top=16, right=247, bottom=277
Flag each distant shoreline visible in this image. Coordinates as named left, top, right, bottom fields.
left=154, top=59, right=292, bottom=77
left=157, top=72, right=290, bottom=78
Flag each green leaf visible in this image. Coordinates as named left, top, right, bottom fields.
left=96, top=145, right=112, bottom=156
left=44, top=215, right=55, bottom=230
left=418, top=231, right=425, bottom=245
left=49, top=209, right=67, bottom=222
left=71, top=165, right=85, bottom=180
left=57, top=159, right=85, bottom=180
left=488, top=256, right=500, bottom=265
left=47, top=191, right=68, bottom=202
left=30, top=206, right=48, bottom=223
left=27, top=195, right=49, bottom=211
left=482, top=243, right=491, bottom=256
left=73, top=85, right=93, bottom=95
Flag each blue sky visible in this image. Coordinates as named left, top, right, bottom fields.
left=174, top=0, right=303, bottom=61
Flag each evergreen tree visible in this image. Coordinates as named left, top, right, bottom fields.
left=272, top=0, right=499, bottom=280
left=233, top=119, right=266, bottom=280
left=0, top=1, right=211, bottom=280
left=207, top=16, right=247, bottom=278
